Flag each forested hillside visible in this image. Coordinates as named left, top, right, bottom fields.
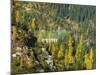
left=11, top=1, right=96, bottom=74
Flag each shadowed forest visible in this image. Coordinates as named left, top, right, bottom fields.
left=11, top=0, right=96, bottom=74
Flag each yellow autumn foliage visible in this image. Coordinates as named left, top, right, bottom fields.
left=84, top=48, right=94, bottom=69
left=51, top=43, right=58, bottom=59
left=48, top=31, right=52, bottom=39
left=65, top=36, right=74, bottom=65
left=58, top=44, right=64, bottom=59
left=26, top=57, right=34, bottom=69
left=16, top=10, right=20, bottom=23
left=31, top=18, right=36, bottom=30
left=75, top=34, right=83, bottom=64
left=12, top=26, right=17, bottom=41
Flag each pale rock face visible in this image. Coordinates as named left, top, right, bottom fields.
left=22, top=6, right=31, bottom=11
left=12, top=51, right=22, bottom=58
left=12, top=53, right=16, bottom=58
left=41, top=47, right=49, bottom=57
left=46, top=55, right=53, bottom=69
left=85, top=38, right=91, bottom=47
left=16, top=47, right=22, bottom=51
left=35, top=61, right=39, bottom=64
left=41, top=48, right=46, bottom=52
left=58, top=27, right=61, bottom=31
left=39, top=69, right=44, bottom=72
left=16, top=52, right=22, bottom=56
